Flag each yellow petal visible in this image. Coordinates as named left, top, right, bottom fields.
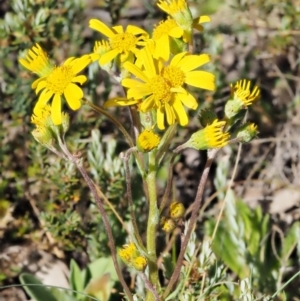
left=140, top=95, right=155, bottom=112
left=100, top=49, right=119, bottom=65
left=178, top=54, right=210, bottom=72
left=168, top=26, right=183, bottom=38
left=170, top=52, right=187, bottom=67
left=198, top=15, right=211, bottom=24
left=64, top=84, right=83, bottom=110
left=154, top=35, right=170, bottom=61
left=51, top=94, right=62, bottom=125
left=140, top=47, right=157, bottom=78
left=127, top=86, right=152, bottom=99
left=126, top=25, right=148, bottom=36
left=157, top=107, right=165, bottom=130
left=32, top=77, right=45, bottom=89
left=165, top=103, right=174, bottom=125
left=176, top=92, right=198, bottom=110
left=185, top=71, right=215, bottom=91
left=63, top=57, right=75, bottom=66
left=173, top=97, right=188, bottom=126
left=104, top=97, right=138, bottom=108
left=122, top=78, right=142, bottom=88
left=123, top=61, right=149, bottom=82
left=71, top=55, right=91, bottom=74
left=89, top=19, right=115, bottom=38
left=72, top=75, right=87, bottom=85
left=36, top=80, right=47, bottom=94
left=112, top=25, right=124, bottom=34
left=34, top=89, right=53, bottom=112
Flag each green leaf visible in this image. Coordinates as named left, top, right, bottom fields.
left=281, top=221, right=300, bottom=262
left=70, top=259, right=84, bottom=298
left=19, top=273, right=58, bottom=301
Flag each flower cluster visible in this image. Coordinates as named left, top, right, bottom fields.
left=19, top=0, right=260, bottom=150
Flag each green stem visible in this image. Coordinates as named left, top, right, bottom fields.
left=145, top=151, right=160, bottom=301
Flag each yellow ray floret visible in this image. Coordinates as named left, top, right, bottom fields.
left=89, top=19, right=148, bottom=65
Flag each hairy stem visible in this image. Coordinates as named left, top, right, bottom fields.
left=145, top=151, right=160, bottom=301
left=163, top=148, right=218, bottom=299
left=59, top=141, right=133, bottom=301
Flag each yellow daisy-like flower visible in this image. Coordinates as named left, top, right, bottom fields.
left=182, top=119, right=230, bottom=150
left=120, top=48, right=215, bottom=129
left=19, top=44, right=91, bottom=125
left=231, top=79, right=260, bottom=106
left=89, top=19, right=148, bottom=65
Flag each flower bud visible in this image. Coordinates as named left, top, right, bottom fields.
left=137, top=129, right=160, bottom=153
left=132, top=256, right=148, bottom=272
left=169, top=202, right=185, bottom=219
left=161, top=217, right=176, bottom=233
left=236, top=123, right=258, bottom=143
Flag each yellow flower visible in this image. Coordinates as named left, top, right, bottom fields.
left=231, top=79, right=260, bottom=106
left=178, top=119, right=230, bottom=151
left=137, top=129, right=160, bottom=152
left=19, top=44, right=91, bottom=125
left=225, top=80, right=260, bottom=119
left=89, top=19, right=148, bottom=65
left=121, top=48, right=215, bottom=129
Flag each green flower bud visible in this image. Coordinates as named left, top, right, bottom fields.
left=236, top=123, right=258, bottom=143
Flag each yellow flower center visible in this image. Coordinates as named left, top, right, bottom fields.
left=46, top=65, right=74, bottom=95
left=149, top=75, right=172, bottom=105
left=161, top=65, right=185, bottom=87
left=110, top=32, right=138, bottom=53
left=152, top=19, right=178, bottom=40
